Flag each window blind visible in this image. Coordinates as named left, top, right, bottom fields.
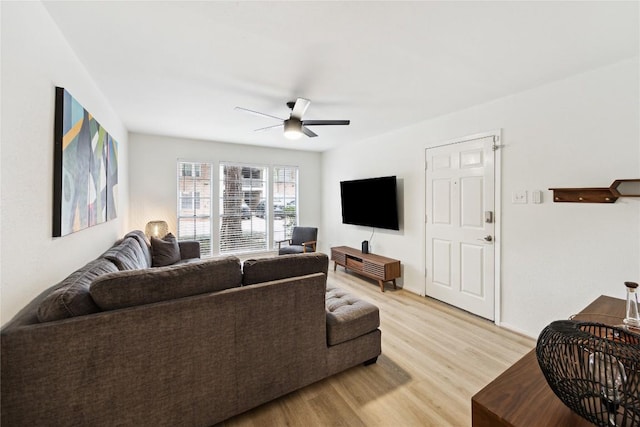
left=272, top=166, right=298, bottom=247
left=177, top=161, right=212, bottom=257
left=219, top=163, right=268, bottom=254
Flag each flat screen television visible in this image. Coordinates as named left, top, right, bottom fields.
left=340, top=176, right=399, bottom=230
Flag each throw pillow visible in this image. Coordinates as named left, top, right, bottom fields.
left=151, top=233, right=181, bottom=267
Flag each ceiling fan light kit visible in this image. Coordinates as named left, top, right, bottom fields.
left=283, top=119, right=303, bottom=140
left=236, top=97, right=350, bottom=140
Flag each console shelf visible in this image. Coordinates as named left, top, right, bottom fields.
left=331, top=246, right=401, bottom=292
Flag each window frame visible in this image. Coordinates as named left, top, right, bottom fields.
left=175, top=160, right=300, bottom=258
left=218, top=162, right=269, bottom=255
left=272, top=165, right=299, bottom=248
left=176, top=161, right=213, bottom=257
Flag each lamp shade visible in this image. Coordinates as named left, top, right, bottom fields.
left=536, top=320, right=640, bottom=427
left=145, top=220, right=168, bottom=239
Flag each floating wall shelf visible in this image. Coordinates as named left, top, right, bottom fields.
left=549, top=179, right=640, bottom=203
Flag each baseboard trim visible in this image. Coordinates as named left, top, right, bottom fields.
left=498, top=322, right=536, bottom=340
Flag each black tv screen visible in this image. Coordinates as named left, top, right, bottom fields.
left=340, top=176, right=399, bottom=230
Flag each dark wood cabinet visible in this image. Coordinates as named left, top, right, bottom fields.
left=472, top=295, right=626, bottom=427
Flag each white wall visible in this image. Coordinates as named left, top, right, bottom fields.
left=321, top=59, right=640, bottom=338
left=128, top=133, right=322, bottom=254
left=0, top=2, right=129, bottom=325
left=1, top=2, right=636, bottom=338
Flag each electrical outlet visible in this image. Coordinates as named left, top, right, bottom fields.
left=512, top=191, right=528, bottom=204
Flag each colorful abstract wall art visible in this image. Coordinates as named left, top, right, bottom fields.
left=53, top=87, right=118, bottom=237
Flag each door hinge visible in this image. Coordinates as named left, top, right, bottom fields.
left=492, top=135, right=502, bottom=151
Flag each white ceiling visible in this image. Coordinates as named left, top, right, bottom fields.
left=43, top=1, right=639, bottom=152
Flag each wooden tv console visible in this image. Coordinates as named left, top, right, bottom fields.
left=330, top=246, right=401, bottom=292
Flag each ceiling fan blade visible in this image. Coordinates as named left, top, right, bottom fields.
left=291, top=98, right=311, bottom=120
left=301, top=126, right=318, bottom=138
left=234, top=106, right=284, bottom=122
left=254, top=123, right=283, bottom=132
left=302, top=119, right=350, bottom=126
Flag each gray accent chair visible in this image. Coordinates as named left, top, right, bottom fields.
left=277, top=226, right=318, bottom=255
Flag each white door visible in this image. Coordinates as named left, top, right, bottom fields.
left=425, top=134, right=497, bottom=320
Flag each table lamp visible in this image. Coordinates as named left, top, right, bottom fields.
left=145, top=220, right=168, bottom=239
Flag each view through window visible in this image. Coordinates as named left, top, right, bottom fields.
left=219, top=163, right=269, bottom=254
left=273, top=166, right=298, bottom=247
left=177, top=161, right=299, bottom=256
left=177, top=161, right=212, bottom=257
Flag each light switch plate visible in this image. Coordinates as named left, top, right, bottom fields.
left=531, top=190, right=542, bottom=204
left=512, top=191, right=528, bottom=204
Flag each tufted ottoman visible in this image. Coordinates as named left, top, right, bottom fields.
left=325, top=284, right=380, bottom=350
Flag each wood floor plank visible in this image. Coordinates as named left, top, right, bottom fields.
left=220, top=267, right=535, bottom=426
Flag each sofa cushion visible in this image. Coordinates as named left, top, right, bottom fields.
left=124, top=230, right=153, bottom=267
left=90, top=256, right=242, bottom=310
left=242, top=253, right=329, bottom=286
left=325, top=287, right=380, bottom=346
left=102, top=237, right=149, bottom=270
left=37, top=258, right=118, bottom=322
left=151, top=233, right=181, bottom=267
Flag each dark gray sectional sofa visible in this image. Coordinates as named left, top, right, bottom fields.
left=1, top=231, right=381, bottom=426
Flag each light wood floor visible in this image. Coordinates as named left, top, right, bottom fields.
left=220, top=267, right=535, bottom=427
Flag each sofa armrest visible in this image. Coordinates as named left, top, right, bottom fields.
left=178, top=240, right=200, bottom=259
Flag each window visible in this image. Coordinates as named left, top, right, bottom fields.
left=180, top=191, right=201, bottom=210
left=177, top=161, right=212, bottom=257
left=272, top=166, right=298, bottom=247
left=241, top=167, right=262, bottom=180
left=177, top=161, right=299, bottom=256
left=181, top=163, right=201, bottom=177
left=219, top=163, right=268, bottom=254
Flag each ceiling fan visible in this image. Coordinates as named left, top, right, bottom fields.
left=234, top=98, right=350, bottom=140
